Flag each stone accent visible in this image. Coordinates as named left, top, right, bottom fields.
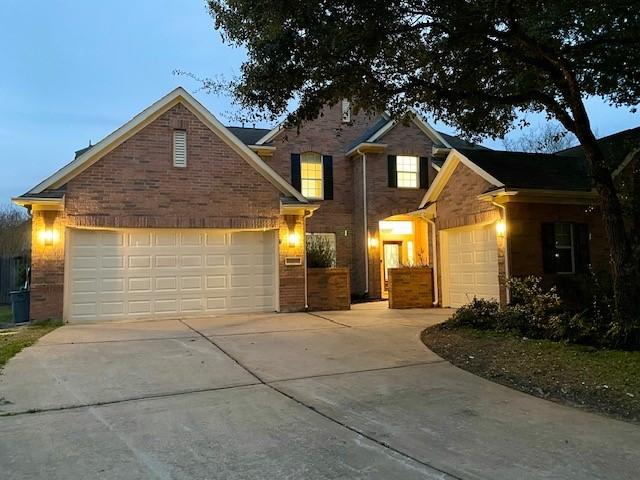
left=388, top=267, right=434, bottom=309
left=307, top=267, right=351, bottom=311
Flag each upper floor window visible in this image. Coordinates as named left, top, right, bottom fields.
left=173, top=130, right=187, bottom=167
left=301, top=152, right=323, bottom=199
left=396, top=155, right=419, bottom=188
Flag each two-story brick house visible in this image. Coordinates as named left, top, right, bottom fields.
left=14, top=87, right=625, bottom=322
left=15, top=87, right=477, bottom=322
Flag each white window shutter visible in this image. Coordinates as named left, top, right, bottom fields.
left=173, top=130, right=187, bottom=167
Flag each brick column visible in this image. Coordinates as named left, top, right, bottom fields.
left=278, top=214, right=306, bottom=311
left=30, top=209, right=65, bottom=321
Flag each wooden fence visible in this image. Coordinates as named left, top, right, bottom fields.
left=0, top=255, right=29, bottom=304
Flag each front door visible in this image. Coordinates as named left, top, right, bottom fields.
left=382, top=241, right=402, bottom=292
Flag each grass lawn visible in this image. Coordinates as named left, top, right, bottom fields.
left=0, top=320, right=62, bottom=370
left=0, top=305, right=12, bottom=324
left=422, top=324, right=640, bottom=423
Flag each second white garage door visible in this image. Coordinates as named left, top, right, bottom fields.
left=66, top=228, right=277, bottom=322
left=442, top=224, right=500, bottom=308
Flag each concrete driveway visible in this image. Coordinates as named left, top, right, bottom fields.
left=1, top=304, right=638, bottom=479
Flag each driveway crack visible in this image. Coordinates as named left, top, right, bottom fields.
left=178, top=319, right=464, bottom=480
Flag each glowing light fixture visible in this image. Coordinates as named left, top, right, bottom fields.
left=288, top=232, right=299, bottom=247
left=368, top=236, right=379, bottom=248
left=379, top=220, right=413, bottom=235
left=496, top=220, right=506, bottom=236
left=40, top=229, right=54, bottom=246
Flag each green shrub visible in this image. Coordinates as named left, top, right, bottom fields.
left=447, top=275, right=623, bottom=348
left=306, top=236, right=336, bottom=268
left=449, top=297, right=501, bottom=330
left=505, top=276, right=563, bottom=338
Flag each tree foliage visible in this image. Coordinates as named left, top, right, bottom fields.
left=206, top=0, right=640, bottom=345
left=0, top=204, right=30, bottom=257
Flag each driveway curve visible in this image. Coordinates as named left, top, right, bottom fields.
left=1, top=304, right=638, bottom=479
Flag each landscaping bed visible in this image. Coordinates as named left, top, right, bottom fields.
left=422, top=324, right=640, bottom=423
left=1, top=320, right=61, bottom=370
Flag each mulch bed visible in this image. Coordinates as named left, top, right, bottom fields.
left=422, top=324, right=640, bottom=423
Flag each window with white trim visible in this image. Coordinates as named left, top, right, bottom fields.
left=301, top=152, right=323, bottom=199
left=396, top=155, right=419, bottom=188
left=173, top=130, right=187, bottom=167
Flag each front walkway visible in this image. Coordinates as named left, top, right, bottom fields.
left=1, top=308, right=638, bottom=479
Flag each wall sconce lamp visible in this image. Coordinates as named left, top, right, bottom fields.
left=39, top=211, right=58, bottom=246
left=495, top=220, right=506, bottom=237
left=288, top=231, right=299, bottom=248
left=367, top=236, right=379, bottom=248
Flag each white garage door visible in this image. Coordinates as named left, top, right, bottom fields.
left=444, top=224, right=499, bottom=308
left=66, top=228, right=277, bottom=322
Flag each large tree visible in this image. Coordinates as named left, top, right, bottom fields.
left=206, top=0, right=640, bottom=344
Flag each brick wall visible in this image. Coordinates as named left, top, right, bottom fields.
left=278, top=214, right=306, bottom=312
left=65, top=103, right=282, bottom=229
left=31, top=102, right=298, bottom=320
left=362, top=122, right=433, bottom=298
left=266, top=104, right=380, bottom=279
left=307, top=267, right=351, bottom=311
left=388, top=267, right=433, bottom=309
left=30, top=209, right=66, bottom=320
left=506, top=202, right=609, bottom=295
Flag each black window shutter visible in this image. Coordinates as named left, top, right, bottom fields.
left=388, top=155, right=397, bottom=188
left=419, top=157, right=429, bottom=189
left=291, top=153, right=301, bottom=192
left=541, top=223, right=556, bottom=273
left=574, top=223, right=590, bottom=273
left=322, top=155, right=333, bottom=200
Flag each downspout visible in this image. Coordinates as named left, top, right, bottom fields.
left=426, top=218, right=439, bottom=306
left=303, top=208, right=314, bottom=310
left=492, top=202, right=511, bottom=304
left=357, top=148, right=369, bottom=294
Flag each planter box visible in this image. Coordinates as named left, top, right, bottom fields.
left=307, top=267, right=351, bottom=311
left=388, top=267, right=433, bottom=309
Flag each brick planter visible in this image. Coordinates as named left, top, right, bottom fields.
left=307, top=267, right=351, bottom=311
left=388, top=267, right=433, bottom=309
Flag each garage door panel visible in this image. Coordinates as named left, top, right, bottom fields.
left=446, top=224, right=500, bottom=308
left=67, top=228, right=277, bottom=321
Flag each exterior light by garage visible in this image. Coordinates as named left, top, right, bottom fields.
left=288, top=232, right=299, bottom=247
left=38, top=210, right=59, bottom=246
left=495, top=220, right=506, bottom=237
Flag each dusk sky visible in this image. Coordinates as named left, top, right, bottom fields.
left=2, top=0, right=638, bottom=205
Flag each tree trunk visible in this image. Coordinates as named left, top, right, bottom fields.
left=579, top=135, right=640, bottom=346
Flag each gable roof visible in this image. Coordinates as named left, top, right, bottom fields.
left=435, top=131, right=489, bottom=151
left=419, top=147, right=594, bottom=208
left=19, top=88, right=307, bottom=203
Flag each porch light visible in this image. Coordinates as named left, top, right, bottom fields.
left=288, top=232, right=299, bottom=247
left=39, top=228, right=57, bottom=246
left=379, top=220, right=413, bottom=235
left=496, top=220, right=506, bottom=237
left=368, top=236, right=378, bottom=248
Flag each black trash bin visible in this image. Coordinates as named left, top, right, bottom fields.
left=10, top=289, right=30, bottom=324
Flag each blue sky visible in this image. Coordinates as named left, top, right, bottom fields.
left=2, top=0, right=638, bottom=205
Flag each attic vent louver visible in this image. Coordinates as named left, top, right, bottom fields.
left=173, top=130, right=187, bottom=167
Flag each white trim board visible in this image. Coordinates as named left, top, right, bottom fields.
left=26, top=87, right=307, bottom=203
left=419, top=149, right=504, bottom=208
